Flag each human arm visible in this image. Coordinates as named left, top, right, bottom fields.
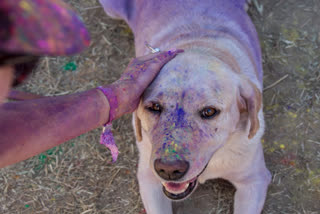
left=0, top=88, right=110, bottom=168
left=0, top=50, right=183, bottom=168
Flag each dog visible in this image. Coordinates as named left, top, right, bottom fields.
left=100, top=0, right=271, bottom=213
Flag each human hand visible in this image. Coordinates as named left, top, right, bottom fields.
left=98, top=49, right=184, bottom=123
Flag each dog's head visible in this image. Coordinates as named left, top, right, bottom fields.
left=135, top=51, right=261, bottom=200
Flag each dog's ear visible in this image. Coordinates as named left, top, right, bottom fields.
left=237, top=79, right=262, bottom=139
left=99, top=0, right=135, bottom=22
left=134, top=112, right=143, bottom=142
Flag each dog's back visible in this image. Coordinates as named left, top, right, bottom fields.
left=100, top=0, right=262, bottom=85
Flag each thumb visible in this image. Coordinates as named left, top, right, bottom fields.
left=136, top=49, right=184, bottom=85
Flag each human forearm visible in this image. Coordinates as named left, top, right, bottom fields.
left=0, top=49, right=183, bottom=168
left=0, top=89, right=109, bottom=168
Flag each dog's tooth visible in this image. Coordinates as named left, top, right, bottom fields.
left=182, top=182, right=189, bottom=189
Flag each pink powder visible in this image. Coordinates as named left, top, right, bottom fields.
left=100, top=124, right=118, bottom=162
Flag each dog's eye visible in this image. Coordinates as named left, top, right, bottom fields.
left=200, top=107, right=219, bottom=119
left=147, top=103, right=162, bottom=113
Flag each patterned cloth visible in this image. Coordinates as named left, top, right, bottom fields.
left=0, top=0, right=90, bottom=56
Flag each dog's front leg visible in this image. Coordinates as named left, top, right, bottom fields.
left=137, top=163, right=172, bottom=214
left=233, top=170, right=271, bottom=214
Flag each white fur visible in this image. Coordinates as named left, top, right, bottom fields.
left=100, top=0, right=271, bottom=213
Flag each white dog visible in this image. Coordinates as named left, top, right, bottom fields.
left=100, top=0, right=271, bottom=213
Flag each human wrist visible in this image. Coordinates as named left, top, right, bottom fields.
left=95, top=86, right=119, bottom=163
left=96, top=86, right=119, bottom=124
left=94, top=88, right=110, bottom=125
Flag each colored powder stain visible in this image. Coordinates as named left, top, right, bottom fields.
left=309, top=170, right=315, bottom=176
left=25, top=204, right=30, bottom=208
left=20, top=1, right=33, bottom=12
left=176, top=106, right=185, bottom=123
left=266, top=104, right=279, bottom=111
left=280, top=158, right=295, bottom=166
left=37, top=40, right=48, bottom=49
left=38, top=154, right=47, bottom=163
left=139, top=64, right=147, bottom=70
left=280, top=144, right=285, bottom=149
left=48, top=38, right=56, bottom=50
left=288, top=111, right=297, bottom=119
left=164, top=143, right=178, bottom=155
left=100, top=124, right=118, bottom=162
left=307, top=170, right=320, bottom=187
left=162, top=142, right=167, bottom=149
left=181, top=91, right=186, bottom=99
left=17, top=28, right=29, bottom=43
left=63, top=62, right=77, bottom=71
left=269, top=147, right=275, bottom=153
left=169, top=123, right=176, bottom=130
left=139, top=208, right=146, bottom=214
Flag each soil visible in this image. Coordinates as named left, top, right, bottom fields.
left=0, top=0, right=319, bottom=213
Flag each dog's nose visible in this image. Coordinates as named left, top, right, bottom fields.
left=154, top=159, right=189, bottom=181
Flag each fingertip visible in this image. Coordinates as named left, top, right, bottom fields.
left=151, top=49, right=184, bottom=65
left=168, top=49, right=184, bottom=56
left=167, top=49, right=177, bottom=55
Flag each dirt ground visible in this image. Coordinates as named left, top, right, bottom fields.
left=1, top=0, right=319, bottom=213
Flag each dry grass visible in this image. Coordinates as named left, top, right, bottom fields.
left=1, top=0, right=319, bottom=213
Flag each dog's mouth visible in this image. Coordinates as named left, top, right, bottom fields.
left=162, top=177, right=198, bottom=200
left=161, top=164, right=207, bottom=200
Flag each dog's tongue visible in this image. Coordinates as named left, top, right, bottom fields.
left=163, top=177, right=198, bottom=194
left=163, top=181, right=190, bottom=194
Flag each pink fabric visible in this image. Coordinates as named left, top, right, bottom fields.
left=100, top=124, right=119, bottom=162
